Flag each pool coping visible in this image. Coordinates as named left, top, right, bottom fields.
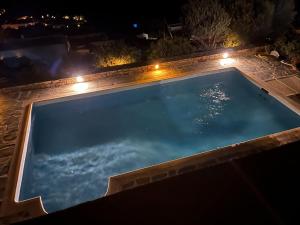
left=4, top=67, right=300, bottom=220
left=106, top=127, right=300, bottom=195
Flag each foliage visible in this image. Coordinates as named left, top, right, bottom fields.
left=254, top=1, right=276, bottom=41
left=273, top=34, right=300, bottom=68
left=0, top=30, right=7, bottom=41
left=183, top=0, right=231, bottom=50
left=95, top=41, right=141, bottom=68
left=272, top=0, right=297, bottom=37
left=223, top=32, right=242, bottom=48
left=223, top=0, right=254, bottom=42
left=274, top=36, right=300, bottom=58
left=0, top=57, right=52, bottom=84
left=225, top=0, right=296, bottom=43
left=148, top=37, right=196, bottom=59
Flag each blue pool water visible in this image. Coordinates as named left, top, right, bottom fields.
left=20, top=69, right=300, bottom=213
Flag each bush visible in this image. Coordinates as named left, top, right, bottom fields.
left=274, top=36, right=300, bottom=57
left=274, top=35, right=300, bottom=67
left=223, top=32, right=242, bottom=48
left=0, top=57, right=52, bottom=84
left=95, top=41, right=141, bottom=68
left=148, top=37, right=196, bottom=59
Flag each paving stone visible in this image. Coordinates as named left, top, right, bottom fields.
left=0, top=157, right=11, bottom=176
left=280, top=76, right=300, bottom=92
left=0, top=144, right=14, bottom=158
left=2, top=130, right=18, bottom=142
left=266, top=80, right=297, bottom=96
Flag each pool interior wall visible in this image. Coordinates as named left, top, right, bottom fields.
left=19, top=69, right=300, bottom=213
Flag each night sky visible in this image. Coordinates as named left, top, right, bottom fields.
left=1, top=0, right=186, bottom=32
left=1, top=0, right=300, bottom=30
left=3, top=0, right=185, bottom=13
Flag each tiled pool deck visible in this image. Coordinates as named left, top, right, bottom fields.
left=1, top=47, right=300, bottom=223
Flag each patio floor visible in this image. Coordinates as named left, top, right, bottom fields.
left=1, top=50, right=300, bottom=223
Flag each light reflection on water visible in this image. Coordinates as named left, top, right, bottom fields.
left=31, top=140, right=178, bottom=211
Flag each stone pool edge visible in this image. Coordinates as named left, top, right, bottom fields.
left=106, top=127, right=300, bottom=195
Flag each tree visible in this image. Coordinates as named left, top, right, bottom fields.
left=148, top=37, right=196, bottom=59
left=183, top=0, right=231, bottom=50
left=225, top=0, right=296, bottom=44
left=253, top=0, right=275, bottom=42
left=0, top=29, right=7, bottom=41
left=224, top=0, right=253, bottom=43
left=272, top=0, right=297, bottom=37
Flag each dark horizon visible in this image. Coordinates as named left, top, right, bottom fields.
left=2, top=0, right=300, bottom=31
left=1, top=0, right=185, bottom=21
left=1, top=0, right=186, bottom=33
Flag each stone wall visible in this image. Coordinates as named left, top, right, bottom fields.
left=1, top=46, right=266, bottom=93
left=107, top=128, right=300, bottom=195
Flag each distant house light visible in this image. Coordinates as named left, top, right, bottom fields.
left=0, top=9, right=6, bottom=16
left=17, top=16, right=29, bottom=20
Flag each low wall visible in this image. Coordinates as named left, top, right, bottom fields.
left=107, top=127, right=300, bottom=195
left=0, top=46, right=267, bottom=93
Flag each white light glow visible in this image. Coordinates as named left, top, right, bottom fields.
left=73, top=83, right=89, bottom=92
left=220, top=58, right=235, bottom=66
left=223, top=52, right=229, bottom=59
left=76, top=76, right=84, bottom=82
left=155, top=64, right=160, bottom=70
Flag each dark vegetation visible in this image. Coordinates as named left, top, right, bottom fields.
left=94, top=0, right=299, bottom=68
left=0, top=0, right=299, bottom=85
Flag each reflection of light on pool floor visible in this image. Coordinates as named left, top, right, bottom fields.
left=31, top=140, right=177, bottom=212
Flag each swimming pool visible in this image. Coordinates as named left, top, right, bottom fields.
left=19, top=69, right=300, bottom=213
